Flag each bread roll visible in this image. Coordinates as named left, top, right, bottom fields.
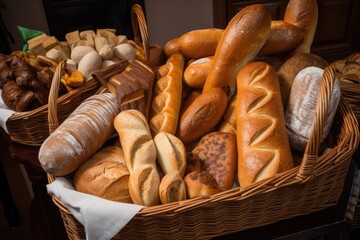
left=114, top=109, right=160, bottom=206
left=203, top=4, right=272, bottom=96
left=284, top=0, right=318, bottom=54
left=277, top=53, right=328, bottom=108
left=39, top=93, right=120, bottom=176
left=191, top=132, right=237, bottom=190
left=73, top=146, right=132, bottom=203
left=184, top=171, right=220, bottom=199
left=258, top=20, right=303, bottom=56
left=236, top=62, right=294, bottom=187
left=177, top=28, right=224, bottom=59
left=149, top=53, right=185, bottom=136
left=285, top=66, right=340, bottom=152
left=183, top=56, right=213, bottom=89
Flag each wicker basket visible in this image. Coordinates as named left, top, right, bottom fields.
left=46, top=58, right=359, bottom=238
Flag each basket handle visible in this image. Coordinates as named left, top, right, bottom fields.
left=131, top=4, right=150, bottom=64
left=296, top=65, right=337, bottom=181
left=47, top=60, right=66, bottom=135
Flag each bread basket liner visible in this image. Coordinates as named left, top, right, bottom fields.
left=45, top=49, right=360, bottom=240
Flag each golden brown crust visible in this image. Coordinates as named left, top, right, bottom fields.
left=284, top=0, right=318, bottom=54
left=183, top=56, right=213, bottom=89
left=73, top=146, right=132, bottom=203
left=218, top=95, right=237, bottom=135
left=203, top=4, right=272, bottom=96
left=236, top=62, right=294, bottom=187
left=179, top=87, right=228, bottom=144
left=258, top=20, right=303, bottom=56
left=177, top=28, right=223, bottom=59
left=164, top=38, right=179, bottom=58
left=149, top=53, right=185, bottom=136
left=184, top=171, right=220, bottom=198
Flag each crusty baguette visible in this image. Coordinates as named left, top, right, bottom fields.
left=203, top=4, right=272, bottom=96
left=149, top=53, right=185, bottom=136
left=179, top=4, right=272, bottom=144
left=114, top=109, right=160, bottom=206
left=284, top=0, right=318, bottom=54
left=177, top=28, right=223, bottom=59
left=258, top=20, right=303, bottom=56
left=236, top=62, right=294, bottom=187
left=154, top=132, right=187, bottom=204
left=39, top=93, right=120, bottom=176
left=179, top=87, right=228, bottom=144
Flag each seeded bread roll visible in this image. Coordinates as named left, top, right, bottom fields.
left=73, top=146, right=132, bottom=203
left=191, top=132, right=237, bottom=190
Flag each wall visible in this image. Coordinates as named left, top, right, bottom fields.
left=144, top=0, right=214, bottom=46
left=1, top=0, right=49, bottom=51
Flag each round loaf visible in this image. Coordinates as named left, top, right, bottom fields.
left=73, top=146, right=132, bottom=203
left=277, top=53, right=328, bottom=108
left=285, top=66, right=340, bottom=152
left=191, top=132, right=237, bottom=190
left=184, top=171, right=220, bottom=199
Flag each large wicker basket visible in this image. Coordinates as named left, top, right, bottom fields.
left=46, top=57, right=359, bottom=238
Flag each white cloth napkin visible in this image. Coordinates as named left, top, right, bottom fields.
left=46, top=177, right=144, bottom=240
left=0, top=90, right=15, bottom=133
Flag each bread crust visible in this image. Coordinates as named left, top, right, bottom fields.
left=236, top=62, right=294, bottom=187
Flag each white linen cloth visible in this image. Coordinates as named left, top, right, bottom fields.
left=47, top=177, right=144, bottom=240
left=0, top=89, right=15, bottom=133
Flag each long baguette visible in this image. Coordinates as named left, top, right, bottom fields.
left=39, top=93, right=120, bottom=176
left=236, top=62, right=294, bottom=187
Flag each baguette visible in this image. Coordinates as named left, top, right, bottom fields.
left=39, top=93, right=120, bottom=176
left=284, top=0, right=318, bottom=54
left=179, top=4, right=271, bottom=144
left=236, top=62, right=294, bottom=187
left=114, top=109, right=160, bottom=206
left=177, top=28, right=223, bottom=59
left=164, top=38, right=179, bottom=58
left=149, top=53, right=185, bottom=136
left=203, top=4, right=271, bottom=96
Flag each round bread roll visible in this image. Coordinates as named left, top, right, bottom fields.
left=277, top=53, right=328, bottom=108
left=191, top=132, right=237, bottom=190
left=73, top=146, right=132, bottom=203
left=184, top=171, right=220, bottom=199
left=285, top=66, right=340, bottom=152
